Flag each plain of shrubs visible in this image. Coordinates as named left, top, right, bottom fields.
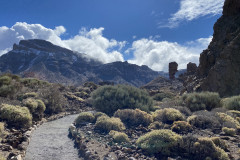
left=95, top=117, right=125, bottom=133
left=136, top=129, right=182, bottom=155
left=0, top=104, right=32, bottom=129
left=91, top=85, right=153, bottom=115
left=153, top=108, right=185, bottom=124
left=114, top=109, right=153, bottom=127
left=109, top=130, right=129, bottom=143
left=182, top=92, right=221, bottom=112
left=75, top=112, right=95, bottom=127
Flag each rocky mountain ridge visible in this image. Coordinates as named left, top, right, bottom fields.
left=0, top=39, right=159, bottom=86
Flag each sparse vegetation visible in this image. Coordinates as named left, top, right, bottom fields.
left=95, top=117, right=125, bottom=133
left=182, top=92, right=221, bottom=112
left=187, top=114, right=221, bottom=129
left=91, top=85, right=153, bottom=115
left=153, top=108, right=185, bottom=124
left=75, top=112, right=95, bottom=127
left=0, top=104, right=32, bottom=129
left=136, top=129, right=182, bottom=155
left=171, top=121, right=193, bottom=134
left=153, top=91, right=175, bottom=101
left=109, top=130, right=129, bottom=143
left=216, top=112, right=240, bottom=129
left=148, top=121, right=164, bottom=130
left=222, top=96, right=240, bottom=111
left=114, top=109, right=153, bottom=127
left=222, top=127, right=236, bottom=136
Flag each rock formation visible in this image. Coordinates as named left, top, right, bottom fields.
left=196, top=0, right=240, bottom=96
left=169, top=62, right=178, bottom=80
left=187, top=63, right=197, bottom=75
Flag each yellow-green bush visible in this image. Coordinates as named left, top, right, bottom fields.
left=75, top=112, right=95, bottom=127
left=20, top=78, right=49, bottom=88
left=136, top=129, right=182, bottom=155
left=24, top=98, right=46, bottom=120
left=91, top=85, right=153, bottom=115
left=216, top=112, right=240, bottom=129
left=227, top=110, right=240, bottom=118
left=114, top=109, right=153, bottom=127
left=153, top=108, right=185, bottom=124
left=182, top=92, right=221, bottom=112
left=0, top=122, right=6, bottom=141
left=95, top=117, right=125, bottom=133
left=65, top=92, right=84, bottom=102
left=21, top=92, right=38, bottom=100
left=193, top=138, right=229, bottom=160
left=148, top=121, right=164, bottom=130
left=0, top=84, right=16, bottom=97
left=94, top=112, right=108, bottom=121
left=222, top=127, right=236, bottom=136
left=0, top=76, right=12, bottom=86
left=171, top=121, right=193, bottom=134
left=0, top=104, right=32, bottom=129
left=211, top=137, right=228, bottom=151
left=109, top=130, right=129, bottom=143
left=222, top=96, right=240, bottom=111
left=0, top=153, right=6, bottom=160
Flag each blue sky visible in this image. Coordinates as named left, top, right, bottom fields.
left=0, top=0, right=224, bottom=71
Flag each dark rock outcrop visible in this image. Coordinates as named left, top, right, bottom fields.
left=169, top=62, right=178, bottom=80
left=196, top=0, right=240, bottom=96
left=0, top=39, right=159, bottom=86
left=187, top=63, right=197, bottom=75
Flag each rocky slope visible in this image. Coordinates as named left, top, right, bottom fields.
left=196, top=0, right=240, bottom=96
left=0, top=39, right=159, bottom=87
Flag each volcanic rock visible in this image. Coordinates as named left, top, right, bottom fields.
left=169, top=62, right=178, bottom=80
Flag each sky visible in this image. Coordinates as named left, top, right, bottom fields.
left=0, top=0, right=225, bottom=71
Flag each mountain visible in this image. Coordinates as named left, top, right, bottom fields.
left=0, top=39, right=159, bottom=86
left=193, top=0, right=240, bottom=96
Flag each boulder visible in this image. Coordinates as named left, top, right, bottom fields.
left=169, top=62, right=178, bottom=80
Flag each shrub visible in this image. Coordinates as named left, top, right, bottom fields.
left=153, top=108, right=185, bottom=124
left=148, top=121, right=164, bottom=130
left=65, top=92, right=84, bottom=102
left=114, top=109, right=153, bottom=127
left=94, top=112, right=108, bottom=121
left=193, top=138, right=229, bottom=160
left=171, top=121, right=193, bottom=134
left=187, top=114, right=221, bottom=129
left=216, top=112, right=240, bottom=129
left=24, top=98, right=46, bottom=120
left=20, top=78, right=49, bottom=88
left=211, top=137, right=228, bottom=151
left=0, top=85, right=16, bottom=97
left=22, top=92, right=38, bottom=99
left=136, top=129, right=182, bottom=155
left=0, top=154, right=6, bottom=160
left=222, top=127, right=236, bottom=136
left=222, top=96, right=240, bottom=111
left=0, top=76, right=11, bottom=86
left=0, top=104, right=32, bottom=129
left=153, top=91, right=175, bottom=101
left=75, top=112, right=95, bottom=127
left=182, top=92, right=221, bottom=112
left=0, top=122, right=6, bottom=141
left=95, top=117, right=125, bottom=133
left=91, top=85, right=153, bottom=115
left=109, top=130, right=129, bottom=143
left=226, top=110, right=240, bottom=118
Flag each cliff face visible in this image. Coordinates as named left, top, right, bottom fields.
left=197, top=0, right=240, bottom=96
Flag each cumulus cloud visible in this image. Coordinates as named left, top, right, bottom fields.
left=160, top=0, right=224, bottom=28
left=0, top=22, right=125, bottom=63
left=127, top=36, right=212, bottom=72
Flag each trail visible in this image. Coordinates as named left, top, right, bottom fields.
left=25, top=114, right=82, bottom=160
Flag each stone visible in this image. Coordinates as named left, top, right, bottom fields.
left=187, top=62, right=197, bottom=75
left=169, top=62, right=178, bottom=80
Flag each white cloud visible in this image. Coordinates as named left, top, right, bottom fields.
left=160, top=0, right=224, bottom=28
left=0, top=22, right=125, bottom=63
left=127, top=36, right=212, bottom=72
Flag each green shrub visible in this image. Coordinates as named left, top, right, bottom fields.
left=91, top=85, right=153, bottom=115
left=222, top=96, right=240, bottom=111
left=227, top=110, right=240, bottom=118
left=222, top=127, right=236, bottom=136
left=24, top=98, right=46, bottom=120
left=75, top=112, right=95, bottom=127
left=193, top=138, right=229, bottom=160
left=94, top=112, right=108, bottom=121
left=216, top=112, right=240, bottom=129
left=187, top=114, right=221, bottom=129
left=171, top=121, right=193, bottom=134
left=20, top=78, right=49, bottom=88
left=95, top=117, right=125, bottom=133
left=153, top=108, right=185, bottom=124
left=153, top=92, right=175, bottom=101
left=0, top=153, right=6, bottom=160
left=136, top=129, right=182, bottom=155
left=0, top=85, right=16, bottom=97
left=182, top=92, right=221, bottom=112
left=0, top=104, right=32, bottom=129
left=109, top=130, right=129, bottom=143
left=22, top=92, right=38, bottom=99
left=148, top=121, right=164, bottom=130
left=65, top=92, right=84, bottom=102
left=211, top=137, right=228, bottom=151
left=114, top=109, right=153, bottom=127
left=0, top=76, right=11, bottom=86
left=0, top=122, right=6, bottom=141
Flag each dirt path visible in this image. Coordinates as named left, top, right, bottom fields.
left=25, top=114, right=82, bottom=160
